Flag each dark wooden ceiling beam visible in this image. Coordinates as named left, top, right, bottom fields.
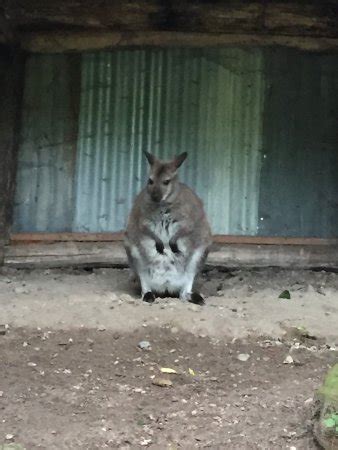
left=3, top=1, right=338, bottom=38
left=18, top=30, right=338, bottom=53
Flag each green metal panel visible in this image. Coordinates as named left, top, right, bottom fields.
left=13, top=47, right=338, bottom=238
left=259, top=48, right=338, bottom=237
left=13, top=54, right=80, bottom=232
left=74, top=48, right=264, bottom=234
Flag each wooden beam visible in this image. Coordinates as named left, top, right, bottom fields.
left=19, top=30, right=338, bottom=53
left=0, top=46, right=24, bottom=265
left=4, top=241, right=338, bottom=269
left=4, top=1, right=338, bottom=38
left=10, top=232, right=125, bottom=243
left=10, top=232, right=338, bottom=246
left=212, top=236, right=338, bottom=246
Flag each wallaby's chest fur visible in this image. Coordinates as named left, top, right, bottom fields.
left=147, top=207, right=178, bottom=244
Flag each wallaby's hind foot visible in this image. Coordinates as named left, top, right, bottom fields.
left=189, top=292, right=205, bottom=305
left=143, top=292, right=156, bottom=303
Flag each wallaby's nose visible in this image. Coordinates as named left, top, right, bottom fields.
left=151, top=189, right=162, bottom=203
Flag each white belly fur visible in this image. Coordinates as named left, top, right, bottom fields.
left=140, top=236, right=188, bottom=294
left=129, top=211, right=204, bottom=296
left=141, top=213, right=187, bottom=294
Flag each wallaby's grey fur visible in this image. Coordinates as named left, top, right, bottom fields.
left=124, top=151, right=212, bottom=304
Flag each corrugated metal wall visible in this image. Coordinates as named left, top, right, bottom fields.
left=259, top=49, right=338, bottom=237
left=13, top=54, right=80, bottom=232
left=13, top=48, right=338, bottom=237
left=74, top=48, right=264, bottom=233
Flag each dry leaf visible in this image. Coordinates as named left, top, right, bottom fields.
left=160, top=367, right=177, bottom=374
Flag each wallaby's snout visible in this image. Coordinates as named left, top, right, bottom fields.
left=144, top=151, right=187, bottom=204
left=148, top=185, right=162, bottom=203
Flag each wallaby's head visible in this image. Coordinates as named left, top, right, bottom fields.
left=144, top=151, right=187, bottom=203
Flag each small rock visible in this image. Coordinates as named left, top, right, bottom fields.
left=0, top=324, right=7, bottom=335
left=188, top=304, right=200, bottom=312
left=5, top=434, right=14, bottom=440
left=120, top=294, right=134, bottom=303
left=237, top=353, right=250, bottom=362
left=138, top=340, right=151, bottom=350
left=27, top=362, right=37, bottom=367
left=152, top=378, right=173, bottom=387
left=316, top=286, right=326, bottom=296
left=108, top=293, right=118, bottom=301
left=2, top=277, right=12, bottom=284
left=283, top=355, right=294, bottom=364
left=97, top=325, right=106, bottom=331
left=304, top=397, right=313, bottom=405
left=14, top=286, right=30, bottom=295
left=0, top=391, right=3, bottom=397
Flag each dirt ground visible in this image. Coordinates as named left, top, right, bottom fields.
left=0, top=267, right=338, bottom=449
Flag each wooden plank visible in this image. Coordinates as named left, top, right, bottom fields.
left=5, top=1, right=338, bottom=38
left=5, top=242, right=127, bottom=268
left=4, top=241, right=338, bottom=269
left=208, top=243, right=338, bottom=269
left=19, top=30, right=338, bottom=53
left=0, top=46, right=24, bottom=265
left=10, top=232, right=125, bottom=242
left=10, top=232, right=338, bottom=246
left=212, top=235, right=338, bottom=246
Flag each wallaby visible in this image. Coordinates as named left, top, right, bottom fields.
left=124, top=151, right=212, bottom=305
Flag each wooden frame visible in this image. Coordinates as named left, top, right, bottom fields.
left=19, top=31, right=338, bottom=53
left=5, top=238, right=338, bottom=269
left=0, top=47, right=24, bottom=265
left=1, top=1, right=338, bottom=53
left=10, top=232, right=338, bottom=247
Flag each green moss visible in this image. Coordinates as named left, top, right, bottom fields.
left=319, top=364, right=338, bottom=403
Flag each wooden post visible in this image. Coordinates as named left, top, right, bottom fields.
left=0, top=45, right=24, bottom=265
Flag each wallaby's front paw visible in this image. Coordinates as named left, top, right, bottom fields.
left=189, top=292, right=205, bottom=305
left=169, top=241, right=180, bottom=254
left=143, top=292, right=155, bottom=303
left=155, top=241, right=164, bottom=254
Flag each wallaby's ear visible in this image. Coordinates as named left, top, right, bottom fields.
left=144, top=151, right=156, bottom=166
left=174, top=152, right=188, bottom=169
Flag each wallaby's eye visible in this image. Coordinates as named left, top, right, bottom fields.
left=163, top=179, right=171, bottom=186
left=148, top=178, right=154, bottom=185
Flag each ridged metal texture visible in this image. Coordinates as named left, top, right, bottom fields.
left=13, top=54, right=79, bottom=232
left=259, top=49, right=338, bottom=237
left=13, top=48, right=338, bottom=237
left=74, top=48, right=264, bottom=234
